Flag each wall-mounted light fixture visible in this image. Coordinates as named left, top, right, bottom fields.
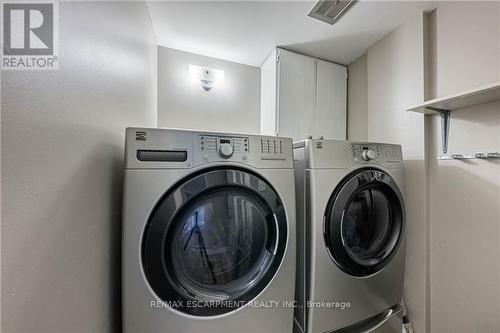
left=188, top=64, right=225, bottom=91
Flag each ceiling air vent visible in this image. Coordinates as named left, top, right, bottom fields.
left=308, top=0, right=357, bottom=25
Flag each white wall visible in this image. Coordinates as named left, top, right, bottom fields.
left=157, top=46, right=260, bottom=134
left=1, top=2, right=157, bottom=332
left=347, top=54, right=367, bottom=141
left=428, top=2, right=500, bottom=332
left=359, top=13, right=429, bottom=332
left=430, top=2, right=500, bottom=97
left=349, top=2, right=500, bottom=332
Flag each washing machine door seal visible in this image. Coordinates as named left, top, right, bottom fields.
left=142, top=168, right=287, bottom=316
left=324, top=168, right=405, bottom=277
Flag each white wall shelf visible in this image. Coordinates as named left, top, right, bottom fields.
left=406, top=81, right=500, bottom=159
left=406, top=81, right=500, bottom=114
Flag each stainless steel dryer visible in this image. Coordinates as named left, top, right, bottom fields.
left=293, top=140, right=406, bottom=333
left=122, top=128, right=296, bottom=333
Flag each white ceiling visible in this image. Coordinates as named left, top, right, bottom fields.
left=148, top=1, right=436, bottom=67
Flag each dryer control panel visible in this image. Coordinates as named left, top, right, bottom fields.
left=350, top=143, right=402, bottom=165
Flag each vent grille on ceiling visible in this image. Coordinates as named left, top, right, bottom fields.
left=308, top=0, right=357, bottom=25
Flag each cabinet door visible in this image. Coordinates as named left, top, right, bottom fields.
left=277, top=49, right=316, bottom=141
left=260, top=49, right=278, bottom=136
left=316, top=59, right=347, bottom=140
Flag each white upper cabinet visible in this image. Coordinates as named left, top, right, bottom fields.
left=316, top=59, right=347, bottom=140
left=260, top=48, right=347, bottom=142
left=260, top=48, right=278, bottom=136
left=277, top=49, right=316, bottom=142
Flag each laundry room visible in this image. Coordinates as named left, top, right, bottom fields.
left=1, top=1, right=499, bottom=333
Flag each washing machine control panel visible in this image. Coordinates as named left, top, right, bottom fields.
left=125, top=128, right=293, bottom=169
left=350, top=143, right=402, bottom=164
left=200, top=135, right=248, bottom=160
left=197, top=134, right=291, bottom=166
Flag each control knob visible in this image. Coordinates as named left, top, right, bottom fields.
left=362, top=149, right=377, bottom=161
left=218, top=143, right=234, bottom=159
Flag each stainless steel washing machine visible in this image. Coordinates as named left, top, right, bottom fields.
left=122, top=128, right=296, bottom=333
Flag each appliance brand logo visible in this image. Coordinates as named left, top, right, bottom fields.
left=135, top=131, right=147, bottom=141
left=2, top=1, right=59, bottom=70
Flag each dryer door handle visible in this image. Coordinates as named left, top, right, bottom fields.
left=331, top=304, right=403, bottom=333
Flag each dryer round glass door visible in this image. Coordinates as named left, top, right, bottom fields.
left=142, top=168, right=287, bottom=316
left=324, top=169, right=405, bottom=276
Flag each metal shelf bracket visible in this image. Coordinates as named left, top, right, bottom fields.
left=426, top=106, right=450, bottom=155
left=438, top=152, right=500, bottom=160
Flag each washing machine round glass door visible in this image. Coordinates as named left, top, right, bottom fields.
left=324, top=168, right=405, bottom=277
left=142, top=168, right=287, bottom=316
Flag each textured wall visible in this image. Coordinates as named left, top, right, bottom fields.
left=365, top=14, right=428, bottom=332
left=1, top=2, right=156, bottom=332
left=428, top=2, right=500, bottom=332
left=347, top=54, right=367, bottom=141
left=349, top=3, right=500, bottom=332
left=157, top=46, right=260, bottom=134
